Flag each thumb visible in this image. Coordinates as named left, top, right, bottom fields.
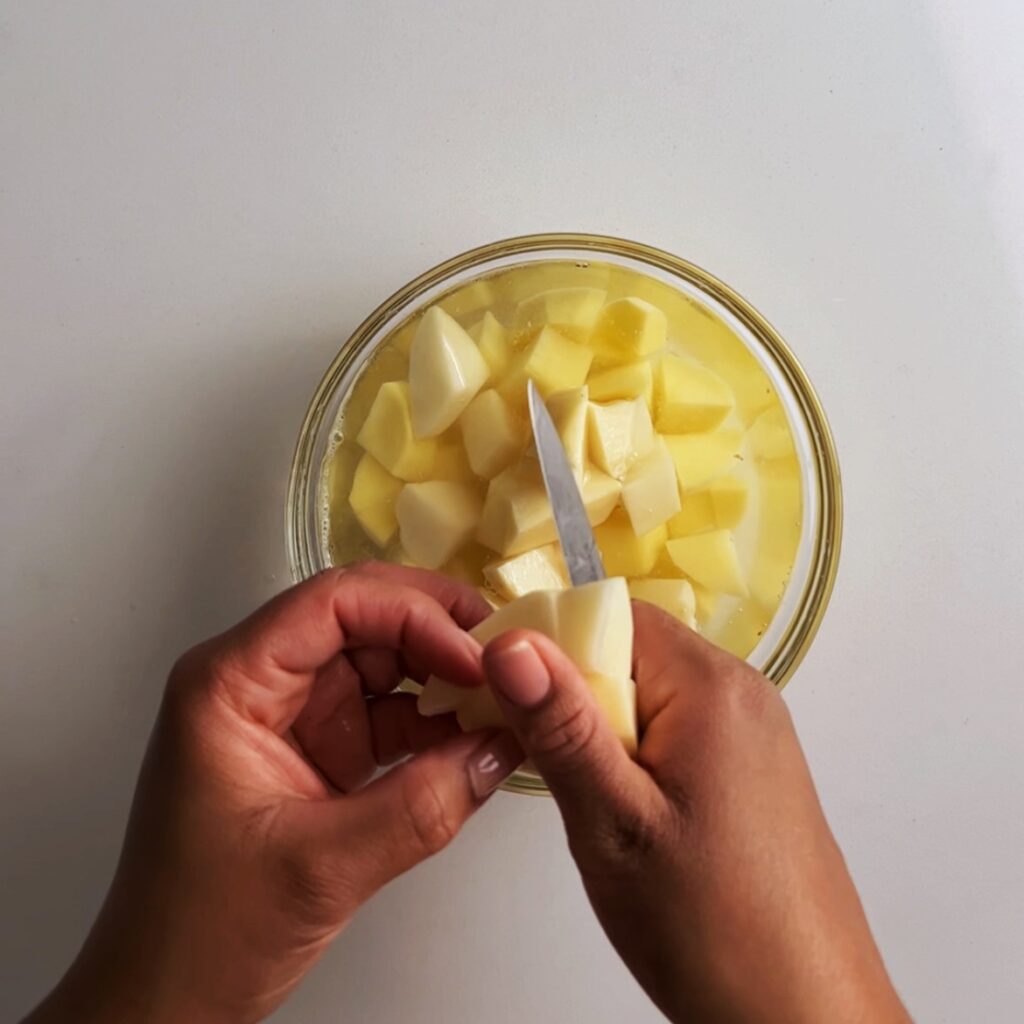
left=482, top=630, right=655, bottom=838
left=308, top=729, right=523, bottom=898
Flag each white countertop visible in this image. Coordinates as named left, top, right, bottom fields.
left=3, top=3, right=1023, bottom=1021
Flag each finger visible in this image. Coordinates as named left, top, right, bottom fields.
left=346, top=561, right=492, bottom=631
left=206, top=570, right=483, bottom=731
left=630, top=601, right=777, bottom=778
left=292, top=652, right=374, bottom=793
left=368, top=693, right=461, bottom=766
left=298, top=729, right=523, bottom=897
left=348, top=647, right=404, bottom=695
left=482, top=630, right=659, bottom=837
left=631, top=599, right=734, bottom=721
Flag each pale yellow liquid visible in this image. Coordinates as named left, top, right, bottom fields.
left=318, top=260, right=802, bottom=660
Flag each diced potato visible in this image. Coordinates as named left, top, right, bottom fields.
left=591, top=297, right=668, bottom=363
left=663, top=430, right=743, bottom=492
left=544, top=387, right=589, bottom=479
left=557, top=577, right=633, bottom=681
left=667, top=490, right=716, bottom=538
left=628, top=578, right=697, bottom=630
left=476, top=464, right=556, bottom=556
left=483, top=545, right=569, bottom=601
left=460, top=389, right=522, bottom=478
left=500, top=326, right=594, bottom=405
left=437, top=278, right=498, bottom=319
left=667, top=530, right=747, bottom=597
left=747, top=406, right=796, bottom=460
left=357, top=381, right=439, bottom=481
left=433, top=430, right=476, bottom=481
left=477, top=461, right=621, bottom=556
left=586, top=673, right=637, bottom=754
left=621, top=439, right=681, bottom=535
left=408, top=306, right=489, bottom=437
left=583, top=469, right=623, bottom=526
left=707, top=475, right=749, bottom=528
left=588, top=397, right=655, bottom=479
left=655, top=353, right=735, bottom=433
left=514, top=287, right=607, bottom=340
left=692, top=582, right=720, bottom=625
left=594, top=509, right=667, bottom=577
left=749, top=458, right=802, bottom=609
left=587, top=360, right=654, bottom=405
left=468, top=312, right=512, bottom=378
left=348, top=454, right=404, bottom=547
left=396, top=481, right=482, bottom=570
left=668, top=474, right=749, bottom=536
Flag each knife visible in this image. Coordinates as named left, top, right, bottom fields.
left=527, top=379, right=607, bottom=586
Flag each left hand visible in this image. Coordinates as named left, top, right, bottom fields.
left=26, top=563, right=522, bottom=1024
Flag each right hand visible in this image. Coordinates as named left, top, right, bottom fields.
left=482, top=602, right=911, bottom=1024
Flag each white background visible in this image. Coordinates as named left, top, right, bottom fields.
left=2, top=2, right=1023, bottom=1021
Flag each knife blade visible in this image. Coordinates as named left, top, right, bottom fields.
left=527, top=379, right=607, bottom=586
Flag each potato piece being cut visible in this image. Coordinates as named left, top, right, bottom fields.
left=418, top=579, right=636, bottom=751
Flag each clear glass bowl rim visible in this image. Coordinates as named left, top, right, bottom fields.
left=285, top=232, right=843, bottom=792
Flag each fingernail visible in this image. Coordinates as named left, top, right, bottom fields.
left=468, top=731, right=524, bottom=800
left=487, top=639, right=551, bottom=707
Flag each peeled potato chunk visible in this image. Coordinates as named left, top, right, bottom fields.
left=594, top=509, right=667, bottom=577
left=483, top=544, right=569, bottom=601
left=477, top=460, right=620, bottom=556
left=396, top=481, right=482, bottom=570
left=468, top=312, right=512, bottom=378
left=588, top=359, right=654, bottom=405
left=349, top=454, right=403, bottom=547
left=667, top=529, right=747, bottom=597
left=357, top=381, right=439, bottom=481
left=655, top=353, right=735, bottom=433
left=557, top=577, right=633, bottom=681
left=663, top=430, right=743, bottom=492
left=515, top=287, right=607, bottom=340
left=591, top=297, right=668, bottom=363
left=588, top=397, right=655, bottom=479
left=543, top=386, right=589, bottom=479
left=408, top=306, right=490, bottom=438
left=628, top=578, right=697, bottom=630
left=460, top=389, right=522, bottom=479
left=500, top=325, right=594, bottom=405
left=621, top=438, right=681, bottom=536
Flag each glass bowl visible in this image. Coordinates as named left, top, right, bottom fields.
left=286, top=233, right=842, bottom=794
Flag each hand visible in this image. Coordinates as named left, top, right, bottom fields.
left=25, top=564, right=523, bottom=1024
left=482, top=603, right=911, bottom=1024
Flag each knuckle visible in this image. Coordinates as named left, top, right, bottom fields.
left=275, top=845, right=349, bottom=927
left=531, top=702, right=598, bottom=762
left=571, top=803, right=666, bottom=877
left=400, top=766, right=459, bottom=858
